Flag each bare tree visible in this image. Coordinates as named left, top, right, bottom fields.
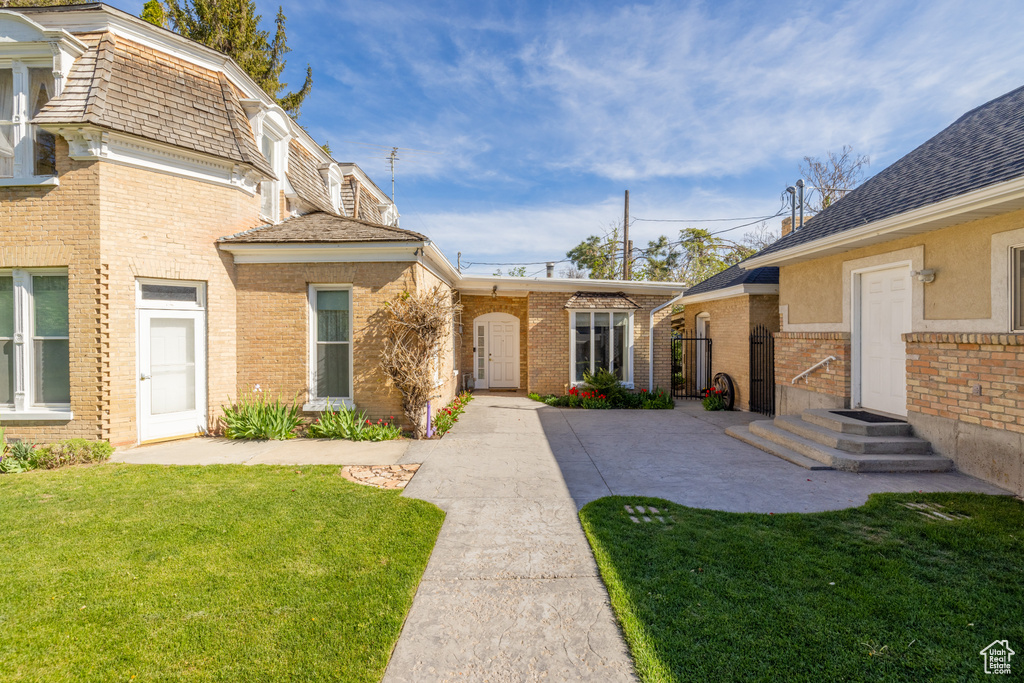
left=741, top=221, right=780, bottom=253
left=377, top=286, right=461, bottom=439
left=559, top=264, right=586, bottom=279
left=800, top=145, right=870, bottom=213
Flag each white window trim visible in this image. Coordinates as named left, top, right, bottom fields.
left=304, top=284, right=354, bottom=412
left=135, top=278, right=206, bottom=311
left=0, top=267, right=72, bottom=420
left=1011, top=243, right=1024, bottom=333
left=568, top=309, right=635, bottom=389
left=0, top=59, right=59, bottom=185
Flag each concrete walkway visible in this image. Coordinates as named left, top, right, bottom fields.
left=386, top=395, right=636, bottom=682
left=110, top=436, right=407, bottom=466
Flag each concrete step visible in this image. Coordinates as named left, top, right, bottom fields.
left=747, top=421, right=954, bottom=473
left=775, top=415, right=931, bottom=454
left=801, top=409, right=914, bottom=437
left=724, top=425, right=832, bottom=470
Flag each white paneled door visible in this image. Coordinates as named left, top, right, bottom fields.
left=858, top=266, right=911, bottom=416
left=487, top=321, right=518, bottom=388
left=138, top=308, right=206, bottom=442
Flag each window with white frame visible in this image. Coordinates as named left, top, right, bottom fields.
left=259, top=132, right=279, bottom=220
left=0, top=269, right=70, bottom=413
left=1013, top=246, right=1024, bottom=332
left=310, top=286, right=352, bottom=401
left=0, top=65, right=56, bottom=179
left=570, top=310, right=632, bottom=384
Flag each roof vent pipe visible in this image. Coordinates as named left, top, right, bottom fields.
left=796, top=179, right=804, bottom=231
left=546, top=262, right=554, bottom=278
left=786, top=186, right=796, bottom=235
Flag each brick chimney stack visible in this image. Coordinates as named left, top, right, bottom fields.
left=781, top=215, right=806, bottom=237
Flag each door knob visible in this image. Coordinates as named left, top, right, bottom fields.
left=140, top=373, right=152, bottom=380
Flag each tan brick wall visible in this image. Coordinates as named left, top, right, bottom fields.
left=527, top=292, right=674, bottom=396
left=98, top=162, right=260, bottom=446
left=0, top=139, right=104, bottom=442
left=234, top=261, right=457, bottom=430
left=905, top=333, right=1024, bottom=434
left=774, top=332, right=851, bottom=399
left=459, top=294, right=528, bottom=389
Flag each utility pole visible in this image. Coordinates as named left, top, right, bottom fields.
left=623, top=190, right=630, bottom=280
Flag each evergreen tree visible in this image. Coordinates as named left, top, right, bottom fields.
left=158, top=0, right=313, bottom=118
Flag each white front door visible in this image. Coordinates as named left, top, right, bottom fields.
left=858, top=266, right=911, bottom=416
left=487, top=321, right=517, bottom=388
left=138, top=306, right=207, bottom=442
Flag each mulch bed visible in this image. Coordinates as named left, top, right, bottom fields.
left=341, top=464, right=420, bottom=489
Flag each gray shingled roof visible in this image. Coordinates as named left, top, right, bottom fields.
left=32, top=32, right=274, bottom=178
left=286, top=141, right=336, bottom=215
left=564, top=292, right=641, bottom=309
left=755, top=83, right=1024, bottom=260
left=684, top=263, right=779, bottom=297
left=219, top=211, right=426, bottom=243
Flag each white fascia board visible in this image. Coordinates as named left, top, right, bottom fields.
left=679, top=283, right=779, bottom=305
left=0, top=10, right=87, bottom=55
left=421, top=242, right=460, bottom=285
left=26, top=4, right=335, bottom=171
left=457, top=275, right=685, bottom=296
left=219, top=242, right=425, bottom=264
left=744, top=174, right=1024, bottom=269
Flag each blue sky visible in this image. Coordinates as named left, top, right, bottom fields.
left=118, top=0, right=1024, bottom=275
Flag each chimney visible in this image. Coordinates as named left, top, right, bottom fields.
left=546, top=262, right=554, bottom=278
left=781, top=215, right=805, bottom=237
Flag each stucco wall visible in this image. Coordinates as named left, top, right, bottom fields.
left=780, top=207, right=1024, bottom=325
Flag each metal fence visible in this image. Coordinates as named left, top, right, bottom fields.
left=749, top=324, right=775, bottom=416
left=671, top=335, right=712, bottom=399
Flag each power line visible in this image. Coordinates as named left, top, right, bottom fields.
left=633, top=213, right=780, bottom=223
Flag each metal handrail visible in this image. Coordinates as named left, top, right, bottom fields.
left=791, top=355, right=837, bottom=384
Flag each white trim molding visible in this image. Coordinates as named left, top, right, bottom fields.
left=679, top=282, right=778, bottom=305
left=745, top=174, right=1024, bottom=269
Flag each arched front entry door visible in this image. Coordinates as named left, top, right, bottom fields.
left=473, top=313, right=520, bottom=389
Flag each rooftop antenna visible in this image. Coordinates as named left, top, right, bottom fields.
left=344, top=142, right=440, bottom=204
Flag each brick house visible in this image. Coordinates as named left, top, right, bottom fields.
left=0, top=4, right=682, bottom=447
left=678, top=262, right=779, bottom=411
left=736, top=84, right=1024, bottom=495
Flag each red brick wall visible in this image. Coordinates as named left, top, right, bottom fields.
left=774, top=332, right=851, bottom=398
left=905, top=333, right=1024, bottom=434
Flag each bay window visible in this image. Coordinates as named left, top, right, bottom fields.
left=0, top=269, right=71, bottom=417
left=0, top=65, right=56, bottom=181
left=570, top=310, right=632, bottom=385
left=307, top=285, right=352, bottom=408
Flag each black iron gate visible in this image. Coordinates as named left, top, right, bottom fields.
left=749, top=325, right=775, bottom=416
left=671, top=335, right=712, bottom=398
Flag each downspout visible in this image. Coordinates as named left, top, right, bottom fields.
left=648, top=292, right=686, bottom=391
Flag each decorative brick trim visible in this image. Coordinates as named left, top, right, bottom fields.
left=903, top=333, right=1024, bottom=346
left=775, top=331, right=851, bottom=340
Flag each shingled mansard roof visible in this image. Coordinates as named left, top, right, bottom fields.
left=683, top=262, right=779, bottom=298
left=752, top=83, right=1024, bottom=262
left=287, top=141, right=336, bottom=215
left=32, top=32, right=275, bottom=179
left=219, top=212, right=426, bottom=244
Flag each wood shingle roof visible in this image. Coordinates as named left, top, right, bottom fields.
left=219, top=212, right=426, bottom=244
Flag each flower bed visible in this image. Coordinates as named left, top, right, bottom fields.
left=530, top=386, right=674, bottom=410
left=221, top=389, right=404, bottom=441
left=431, top=391, right=474, bottom=437
left=0, top=428, right=113, bottom=474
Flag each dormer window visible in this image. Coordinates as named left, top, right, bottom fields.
left=260, top=133, right=277, bottom=220
left=0, top=66, right=56, bottom=180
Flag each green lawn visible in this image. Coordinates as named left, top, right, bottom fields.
left=580, top=493, right=1024, bottom=682
left=0, top=465, right=444, bottom=682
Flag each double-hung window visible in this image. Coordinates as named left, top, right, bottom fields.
left=0, top=269, right=71, bottom=417
left=570, top=310, right=632, bottom=385
left=308, top=285, right=352, bottom=408
left=1013, top=246, right=1024, bottom=332
left=0, top=65, right=56, bottom=181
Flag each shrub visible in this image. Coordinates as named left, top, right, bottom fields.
left=33, top=439, right=113, bottom=470
left=0, top=438, right=35, bottom=474
left=583, top=368, right=625, bottom=403
left=306, top=404, right=403, bottom=442
left=222, top=392, right=301, bottom=440
left=532, top=386, right=673, bottom=410
left=702, top=386, right=726, bottom=411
